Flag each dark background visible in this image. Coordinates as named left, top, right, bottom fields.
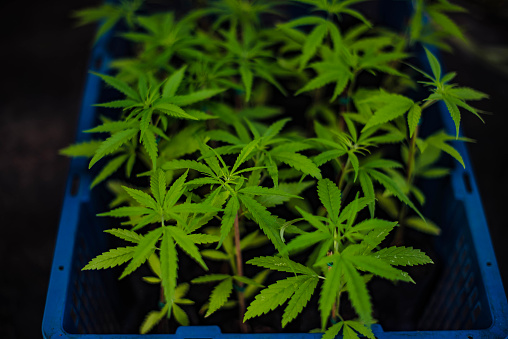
left=0, top=1, right=507, bottom=338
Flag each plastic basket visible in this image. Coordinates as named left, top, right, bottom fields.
left=43, top=5, right=508, bottom=339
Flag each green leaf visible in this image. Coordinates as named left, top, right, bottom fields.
left=232, top=139, right=260, bottom=174
left=373, top=246, right=434, bottom=266
left=240, top=65, right=254, bottom=102
left=317, top=178, right=341, bottom=225
left=219, top=196, right=239, bottom=248
left=160, top=229, right=178, bottom=310
left=232, top=275, right=264, bottom=288
left=239, top=194, right=285, bottom=252
left=104, top=228, right=143, bottom=244
left=162, top=159, right=215, bottom=178
left=319, top=255, right=343, bottom=329
left=247, top=256, right=317, bottom=276
left=206, top=277, right=234, bottom=317
left=362, top=95, right=414, bottom=131
left=346, top=320, right=376, bottom=339
left=140, top=304, right=169, bottom=334
left=342, top=258, right=372, bottom=324
left=424, top=47, right=441, bottom=81
left=301, top=23, right=328, bottom=69
left=163, top=65, right=187, bottom=98
left=367, top=169, right=423, bottom=220
left=83, top=246, right=135, bottom=270
left=169, top=89, right=225, bottom=106
left=404, top=216, right=441, bottom=235
left=91, top=154, right=128, bottom=188
left=123, top=186, right=158, bottom=211
left=187, top=233, right=220, bottom=244
left=164, top=171, right=188, bottom=211
left=151, top=169, right=166, bottom=206
left=98, top=206, right=153, bottom=218
left=91, top=71, right=139, bottom=100
left=240, top=186, right=302, bottom=199
left=323, top=321, right=344, bottom=339
left=244, top=275, right=307, bottom=321
left=296, top=71, right=339, bottom=95
left=168, top=226, right=208, bottom=270
left=141, top=130, right=158, bottom=169
left=347, top=254, right=413, bottom=283
left=89, top=128, right=138, bottom=168
left=202, top=249, right=230, bottom=261
left=286, top=231, right=329, bottom=254
left=407, top=103, right=422, bottom=138
left=282, top=275, right=319, bottom=327
left=358, top=172, right=375, bottom=218
left=192, top=274, right=230, bottom=284
left=172, top=304, right=190, bottom=326
left=425, top=131, right=465, bottom=167
left=271, top=151, right=322, bottom=179
left=120, top=228, right=163, bottom=279
left=60, top=140, right=101, bottom=157
left=156, top=103, right=198, bottom=120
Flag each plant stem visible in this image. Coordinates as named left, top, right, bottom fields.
left=233, top=212, right=248, bottom=333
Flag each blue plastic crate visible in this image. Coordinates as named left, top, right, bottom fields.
left=43, top=5, right=508, bottom=339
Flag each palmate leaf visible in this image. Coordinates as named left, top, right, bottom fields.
left=91, top=154, right=128, bottom=188
left=89, top=128, right=138, bottom=168
left=285, top=231, right=329, bottom=254
left=162, top=159, right=216, bottom=178
left=296, top=71, right=339, bottom=96
left=155, top=103, right=198, bottom=120
left=169, top=88, right=226, bottom=106
left=239, top=194, right=285, bottom=252
left=366, top=169, right=423, bottom=220
left=342, top=258, right=372, bottom=325
left=191, top=274, right=230, bottom=284
left=163, top=171, right=188, bottom=212
left=160, top=229, right=178, bottom=312
left=232, top=139, right=260, bottom=174
left=317, top=178, right=341, bottom=225
left=218, top=196, right=239, bottom=248
left=59, top=140, right=102, bottom=157
left=167, top=226, right=208, bottom=270
left=425, top=131, right=467, bottom=168
left=162, top=65, right=187, bottom=98
left=257, top=181, right=314, bottom=208
left=172, top=303, right=190, bottom=326
left=407, top=103, right=422, bottom=138
left=301, top=22, right=328, bottom=69
left=240, top=64, right=254, bottom=102
left=206, top=277, right=234, bottom=317
left=347, top=254, right=413, bottom=283
left=104, top=228, right=143, bottom=244
left=141, top=129, right=158, bottom=169
left=362, top=94, right=414, bottom=131
left=98, top=206, right=153, bottom=218
left=123, top=186, right=158, bottom=211
left=150, top=169, right=166, bottom=205
left=140, top=303, right=169, bottom=334
left=90, top=71, right=140, bottom=100
left=281, top=275, right=319, bottom=327
left=319, top=254, right=343, bottom=329
left=271, top=151, right=322, bottom=179
left=244, top=275, right=308, bottom=321
left=248, top=256, right=317, bottom=276
left=120, top=228, right=163, bottom=279
left=373, top=246, right=433, bottom=266
left=83, top=246, right=135, bottom=270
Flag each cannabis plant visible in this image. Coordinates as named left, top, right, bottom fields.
left=63, top=0, right=487, bottom=337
